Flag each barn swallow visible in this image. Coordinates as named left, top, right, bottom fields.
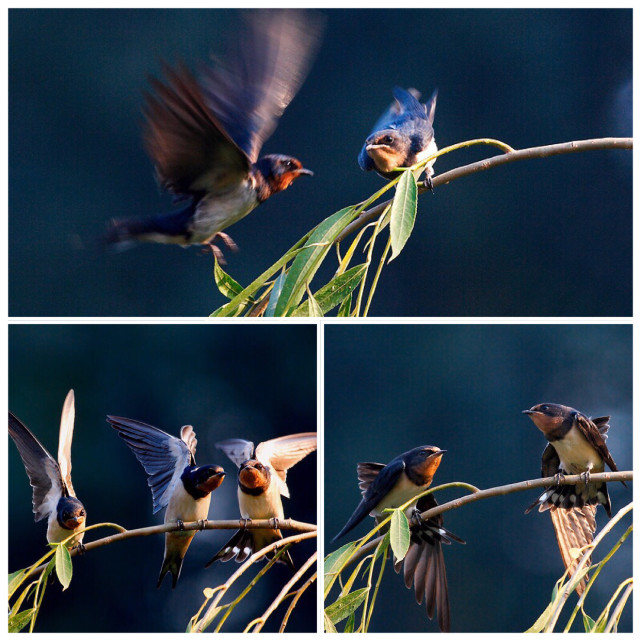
left=523, top=403, right=625, bottom=593
left=9, top=389, right=86, bottom=547
left=104, top=10, right=321, bottom=259
left=106, top=416, right=226, bottom=588
left=205, top=432, right=317, bottom=570
left=332, top=446, right=464, bottom=632
left=358, top=87, right=438, bottom=182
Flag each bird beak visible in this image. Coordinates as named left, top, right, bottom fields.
left=434, top=449, right=447, bottom=456
left=295, top=167, right=314, bottom=176
left=522, top=409, right=533, bottom=415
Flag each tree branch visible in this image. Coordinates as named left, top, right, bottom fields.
left=336, top=137, right=632, bottom=242
left=335, top=471, right=632, bottom=566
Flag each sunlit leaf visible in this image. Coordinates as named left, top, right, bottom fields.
left=306, top=284, right=323, bottom=317
left=213, top=258, right=246, bottom=300
left=264, top=270, right=287, bottom=317
left=54, top=544, right=73, bottom=590
left=325, top=587, right=369, bottom=625
left=324, top=612, right=337, bottom=633
left=389, top=169, right=418, bottom=261
left=8, top=608, right=35, bottom=633
left=389, top=509, right=410, bottom=561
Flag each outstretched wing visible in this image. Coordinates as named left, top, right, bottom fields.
left=106, top=416, right=192, bottom=514
left=9, top=412, right=65, bottom=522
left=255, top=432, right=317, bottom=498
left=57, top=389, right=76, bottom=497
left=216, top=438, right=256, bottom=468
left=200, top=10, right=324, bottom=163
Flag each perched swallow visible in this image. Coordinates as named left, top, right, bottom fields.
left=523, top=403, right=624, bottom=593
left=106, top=416, right=226, bottom=588
left=333, top=446, right=464, bottom=632
left=358, top=87, right=438, bottom=181
left=9, top=390, right=87, bottom=547
left=104, top=11, right=321, bottom=259
left=206, top=432, right=317, bottom=569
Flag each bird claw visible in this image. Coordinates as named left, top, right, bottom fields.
left=202, top=232, right=239, bottom=265
left=554, top=472, right=566, bottom=486
left=410, top=508, right=425, bottom=528
left=580, top=470, right=591, bottom=484
left=270, top=517, right=280, bottom=530
left=423, top=175, right=435, bottom=193
left=198, top=519, right=208, bottom=530
left=73, top=542, right=86, bottom=555
left=177, top=519, right=185, bottom=531
left=240, top=517, right=252, bottom=529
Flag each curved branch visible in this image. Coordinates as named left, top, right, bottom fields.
left=337, top=137, right=632, bottom=241
left=336, top=471, right=632, bottom=567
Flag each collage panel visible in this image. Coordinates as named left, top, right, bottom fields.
left=8, top=9, right=631, bottom=318
left=8, top=324, right=317, bottom=633
left=324, top=324, right=632, bottom=632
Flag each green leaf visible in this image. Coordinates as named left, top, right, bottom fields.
left=337, top=292, right=352, bottom=317
left=54, top=544, right=73, bottom=590
left=8, top=608, right=35, bottom=633
left=274, top=206, right=357, bottom=316
left=264, top=270, right=287, bottom=317
left=343, top=611, right=355, bottom=633
left=389, top=509, right=410, bottom=561
left=292, top=264, right=367, bottom=317
left=213, top=258, right=246, bottom=300
left=582, top=612, right=596, bottom=632
left=324, top=542, right=356, bottom=579
left=325, top=587, right=369, bottom=625
left=324, top=612, right=338, bottom=633
left=8, top=569, right=27, bottom=598
left=389, top=169, right=418, bottom=261
left=525, top=600, right=556, bottom=633
left=306, top=284, right=324, bottom=317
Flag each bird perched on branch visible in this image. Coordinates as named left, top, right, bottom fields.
left=523, top=403, right=625, bottom=594
left=206, top=432, right=317, bottom=569
left=9, top=389, right=87, bottom=548
left=358, top=87, right=438, bottom=182
left=105, top=10, right=323, bottom=260
left=107, top=416, right=226, bottom=588
left=332, top=445, right=464, bottom=633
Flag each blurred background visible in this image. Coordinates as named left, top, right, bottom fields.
left=8, top=324, right=317, bottom=632
left=324, top=324, right=632, bottom=632
left=9, top=9, right=632, bottom=317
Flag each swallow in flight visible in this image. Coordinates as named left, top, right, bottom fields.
left=358, top=87, right=438, bottom=183
left=523, top=403, right=625, bottom=593
left=105, top=10, right=322, bottom=259
left=205, top=432, right=317, bottom=570
left=107, top=416, right=226, bottom=588
left=9, top=389, right=87, bottom=548
left=333, top=446, right=464, bottom=632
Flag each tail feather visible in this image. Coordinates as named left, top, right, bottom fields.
left=205, top=528, right=295, bottom=570
left=157, top=555, right=184, bottom=589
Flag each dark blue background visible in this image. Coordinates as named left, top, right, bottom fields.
left=9, top=9, right=632, bottom=317
left=324, top=324, right=632, bottom=632
left=8, top=324, right=317, bottom=632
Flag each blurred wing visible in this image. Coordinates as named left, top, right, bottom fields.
left=106, top=416, right=191, bottom=513
left=216, top=438, right=255, bottom=468
left=9, top=412, right=64, bottom=522
left=200, top=10, right=324, bottom=163
left=57, top=389, right=76, bottom=497
left=255, top=432, right=317, bottom=498
left=540, top=443, right=561, bottom=478
left=550, top=504, right=596, bottom=595
left=143, top=61, right=250, bottom=196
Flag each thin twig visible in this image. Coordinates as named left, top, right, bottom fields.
left=337, top=137, right=632, bottom=242
left=335, top=471, right=632, bottom=568
left=279, top=571, right=317, bottom=632
left=250, top=551, right=317, bottom=633
left=604, top=581, right=634, bottom=633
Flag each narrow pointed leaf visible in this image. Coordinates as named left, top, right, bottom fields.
left=213, top=258, right=246, bottom=300
left=306, top=285, right=324, bottom=317
left=292, top=264, right=366, bottom=317
left=274, top=207, right=358, bottom=316
left=264, top=270, right=287, bottom=316
left=54, top=544, right=73, bottom=590
left=389, top=509, right=410, bottom=561
left=389, top=169, right=418, bottom=261
left=8, top=608, right=35, bottom=633
left=582, top=612, right=596, bottom=632
left=337, top=292, right=352, bottom=317
left=325, top=587, right=369, bottom=625
left=344, top=612, right=355, bottom=633
left=324, top=542, right=356, bottom=579
left=324, top=612, right=337, bottom=633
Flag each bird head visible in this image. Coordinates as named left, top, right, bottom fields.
left=255, top=154, right=313, bottom=195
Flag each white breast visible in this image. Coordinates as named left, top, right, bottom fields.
left=371, top=473, right=423, bottom=520
left=553, top=427, right=604, bottom=475
left=238, top=480, right=284, bottom=521
left=165, top=482, right=211, bottom=524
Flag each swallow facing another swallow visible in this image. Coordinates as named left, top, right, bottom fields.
left=333, top=446, right=464, bottom=632
left=523, top=403, right=624, bottom=593
left=9, top=390, right=87, bottom=547
left=105, top=11, right=321, bottom=259
left=106, top=416, right=225, bottom=588
left=206, top=432, right=317, bottom=570
left=358, top=87, right=438, bottom=181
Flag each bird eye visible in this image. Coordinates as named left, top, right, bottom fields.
left=80, top=510, right=85, bottom=517
left=282, top=159, right=294, bottom=170
left=541, top=405, right=549, bottom=411
left=382, top=135, right=394, bottom=145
